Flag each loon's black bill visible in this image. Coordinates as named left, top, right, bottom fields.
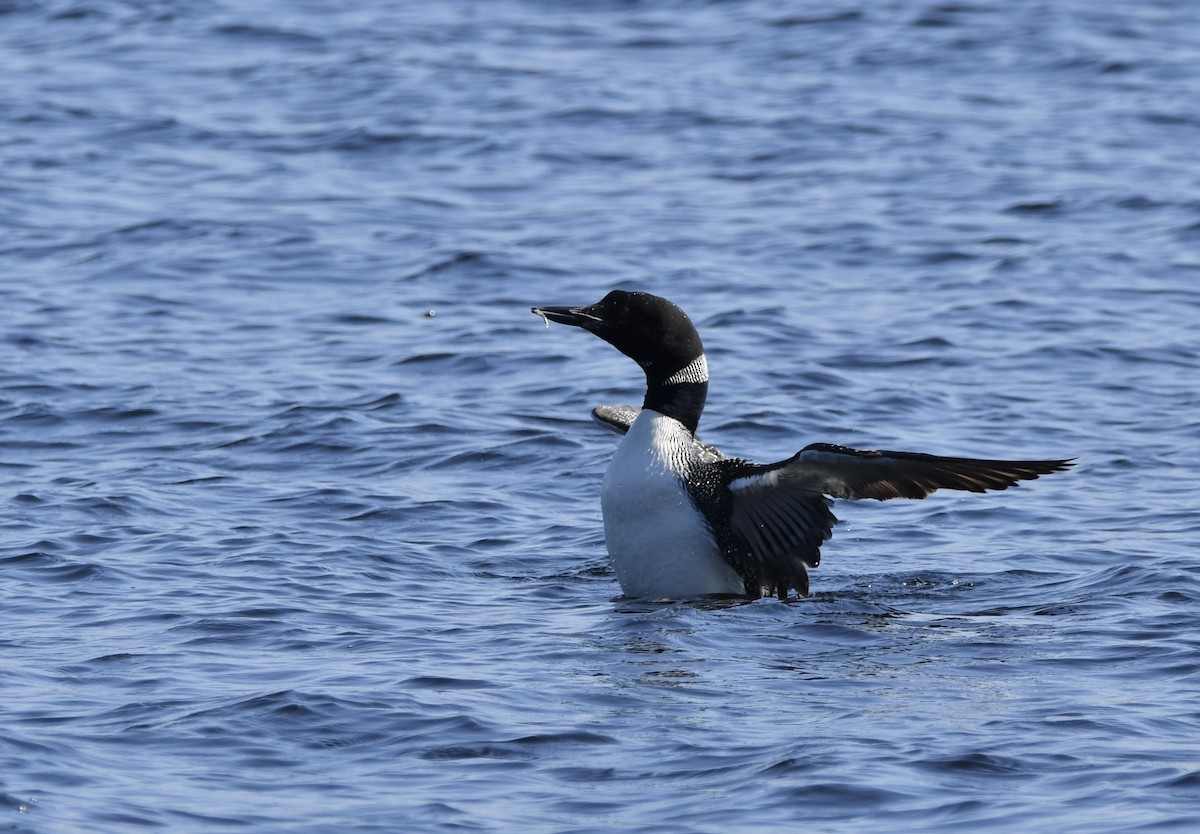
left=531, top=305, right=600, bottom=329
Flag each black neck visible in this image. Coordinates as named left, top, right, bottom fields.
left=643, top=380, right=707, bottom=435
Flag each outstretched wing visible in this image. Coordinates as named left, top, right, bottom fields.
left=725, top=444, right=1072, bottom=599
left=776, top=443, right=1073, bottom=500
left=591, top=405, right=640, bottom=436
left=725, top=461, right=837, bottom=599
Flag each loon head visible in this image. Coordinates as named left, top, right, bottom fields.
left=532, top=290, right=704, bottom=382
left=533, top=290, right=709, bottom=432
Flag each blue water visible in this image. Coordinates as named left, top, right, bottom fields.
left=4, top=1, right=1199, bottom=831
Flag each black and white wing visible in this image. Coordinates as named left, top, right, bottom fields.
left=772, top=443, right=1074, bottom=500
left=725, top=461, right=836, bottom=599
left=726, top=444, right=1073, bottom=599
left=591, top=405, right=640, bottom=436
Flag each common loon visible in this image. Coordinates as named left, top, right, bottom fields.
left=532, top=290, right=1072, bottom=600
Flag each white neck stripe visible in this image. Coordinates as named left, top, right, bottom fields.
left=665, top=354, right=708, bottom=386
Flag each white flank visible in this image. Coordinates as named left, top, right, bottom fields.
left=601, top=410, right=744, bottom=598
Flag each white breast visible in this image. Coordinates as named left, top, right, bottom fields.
left=600, top=411, right=745, bottom=598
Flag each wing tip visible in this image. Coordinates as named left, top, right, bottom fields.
left=591, top=404, right=639, bottom=436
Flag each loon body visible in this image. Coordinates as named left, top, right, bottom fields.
left=533, top=290, right=1071, bottom=600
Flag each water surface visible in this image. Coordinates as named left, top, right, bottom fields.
left=3, top=1, right=1200, bottom=831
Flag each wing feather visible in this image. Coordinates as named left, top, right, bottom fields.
left=727, top=465, right=836, bottom=599
left=783, top=443, right=1074, bottom=500
left=591, top=405, right=640, bottom=436
left=726, top=443, right=1071, bottom=599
